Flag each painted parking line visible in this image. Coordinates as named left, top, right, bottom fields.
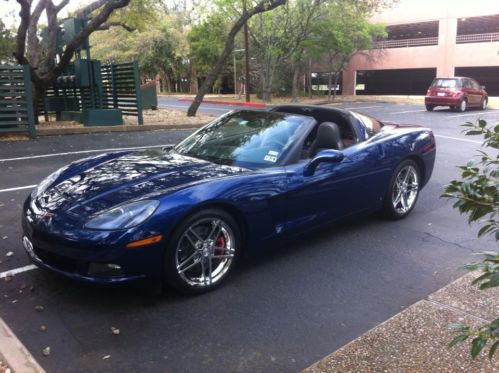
left=390, top=110, right=426, bottom=114
left=434, top=134, right=481, bottom=144
left=343, top=105, right=379, bottom=110
left=0, top=143, right=174, bottom=162
left=0, top=185, right=36, bottom=193
left=449, top=111, right=499, bottom=118
left=0, top=264, right=37, bottom=279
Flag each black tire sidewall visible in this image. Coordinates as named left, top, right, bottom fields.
left=383, top=159, right=421, bottom=220
left=163, top=208, right=241, bottom=294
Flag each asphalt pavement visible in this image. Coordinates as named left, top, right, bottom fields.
left=0, top=100, right=498, bottom=372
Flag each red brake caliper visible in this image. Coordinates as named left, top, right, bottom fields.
left=215, top=234, right=226, bottom=257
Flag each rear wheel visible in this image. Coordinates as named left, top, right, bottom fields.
left=164, top=209, right=241, bottom=294
left=425, top=104, right=435, bottom=111
left=455, top=99, right=467, bottom=112
left=481, top=97, right=488, bottom=110
left=383, top=159, right=420, bottom=220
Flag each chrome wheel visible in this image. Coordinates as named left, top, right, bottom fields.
left=482, top=98, right=487, bottom=110
left=175, top=217, right=235, bottom=288
left=392, top=165, right=419, bottom=215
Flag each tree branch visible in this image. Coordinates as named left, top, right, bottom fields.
left=96, top=21, right=135, bottom=32
left=53, top=0, right=131, bottom=79
left=76, top=0, right=108, bottom=16
left=14, top=0, right=31, bottom=65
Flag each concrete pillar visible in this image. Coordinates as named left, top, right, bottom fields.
left=437, top=17, right=457, bottom=77
left=342, top=69, right=356, bottom=96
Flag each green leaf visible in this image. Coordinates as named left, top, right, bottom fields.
left=448, top=334, right=468, bottom=348
left=471, top=337, right=487, bottom=359
left=448, top=323, right=468, bottom=332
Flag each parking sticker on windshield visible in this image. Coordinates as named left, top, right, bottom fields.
left=264, top=150, right=279, bottom=163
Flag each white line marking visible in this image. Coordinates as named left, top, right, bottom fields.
left=435, top=134, right=482, bottom=144
left=0, top=144, right=174, bottom=162
left=344, top=105, right=379, bottom=110
left=0, top=185, right=36, bottom=193
left=0, top=264, right=37, bottom=279
left=449, top=111, right=498, bottom=118
left=390, top=110, right=426, bottom=114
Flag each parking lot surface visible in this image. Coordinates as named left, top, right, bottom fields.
left=0, top=101, right=497, bottom=372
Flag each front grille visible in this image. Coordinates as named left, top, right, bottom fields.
left=34, top=246, right=79, bottom=273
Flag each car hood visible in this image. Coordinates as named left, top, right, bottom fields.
left=34, top=149, right=247, bottom=217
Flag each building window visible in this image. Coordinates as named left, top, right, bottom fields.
left=372, top=21, right=439, bottom=49
left=456, top=14, right=499, bottom=44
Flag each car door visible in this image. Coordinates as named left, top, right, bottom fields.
left=268, top=141, right=391, bottom=235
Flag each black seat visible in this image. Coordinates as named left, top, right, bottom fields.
left=308, top=121, right=344, bottom=157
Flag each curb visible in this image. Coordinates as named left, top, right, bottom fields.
left=177, top=97, right=267, bottom=108
left=35, top=124, right=205, bottom=137
left=0, top=318, right=45, bottom=373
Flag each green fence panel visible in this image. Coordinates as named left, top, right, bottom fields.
left=0, top=64, right=36, bottom=137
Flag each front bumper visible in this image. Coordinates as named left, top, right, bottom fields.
left=425, top=96, right=461, bottom=106
left=21, top=205, right=164, bottom=284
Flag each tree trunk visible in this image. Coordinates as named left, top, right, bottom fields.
left=187, top=0, right=286, bottom=117
left=291, top=64, right=300, bottom=102
left=327, top=72, right=332, bottom=101
left=307, top=58, right=312, bottom=98
left=332, top=71, right=340, bottom=101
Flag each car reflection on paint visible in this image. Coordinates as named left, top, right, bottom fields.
left=22, top=106, right=436, bottom=294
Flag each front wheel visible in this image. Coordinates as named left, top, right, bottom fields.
left=383, top=160, right=420, bottom=220
left=164, top=209, right=241, bottom=294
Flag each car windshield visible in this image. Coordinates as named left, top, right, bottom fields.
left=173, top=111, right=310, bottom=168
left=431, top=78, right=461, bottom=88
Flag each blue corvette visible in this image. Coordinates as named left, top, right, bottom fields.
left=22, top=105, right=436, bottom=293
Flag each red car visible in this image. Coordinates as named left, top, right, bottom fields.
left=425, top=77, right=488, bottom=112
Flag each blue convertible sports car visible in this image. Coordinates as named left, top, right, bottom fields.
left=22, top=105, right=436, bottom=293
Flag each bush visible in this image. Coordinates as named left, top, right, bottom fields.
left=442, top=119, right=498, bottom=359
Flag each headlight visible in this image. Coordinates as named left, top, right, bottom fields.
left=31, top=167, right=67, bottom=199
left=85, top=200, right=160, bottom=230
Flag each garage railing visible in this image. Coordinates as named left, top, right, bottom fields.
left=456, top=32, right=499, bottom=44
left=372, top=37, right=438, bottom=49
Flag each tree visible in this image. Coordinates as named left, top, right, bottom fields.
left=13, top=0, right=149, bottom=111
left=443, top=119, right=499, bottom=359
left=0, top=19, right=16, bottom=64
left=302, top=0, right=386, bottom=100
left=248, top=0, right=320, bottom=102
left=186, top=0, right=287, bottom=117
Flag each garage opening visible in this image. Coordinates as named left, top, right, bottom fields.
left=454, top=66, right=499, bottom=96
left=356, top=68, right=436, bottom=95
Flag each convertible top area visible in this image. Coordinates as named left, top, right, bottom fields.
left=270, top=105, right=362, bottom=146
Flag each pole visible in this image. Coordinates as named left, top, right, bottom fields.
left=233, top=53, right=237, bottom=98
left=243, top=0, right=250, bottom=102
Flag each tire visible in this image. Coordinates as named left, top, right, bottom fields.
left=382, top=159, right=421, bottom=220
left=481, top=97, right=488, bottom=110
left=425, top=104, right=435, bottom=112
left=455, top=99, right=467, bottom=112
left=164, top=209, right=241, bottom=294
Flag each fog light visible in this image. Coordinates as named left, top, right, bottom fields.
left=88, top=263, right=124, bottom=276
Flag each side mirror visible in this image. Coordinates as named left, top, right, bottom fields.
left=304, top=149, right=344, bottom=176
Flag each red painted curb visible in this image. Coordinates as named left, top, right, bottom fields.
left=178, top=97, right=266, bottom=108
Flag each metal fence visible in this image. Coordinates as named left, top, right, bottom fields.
left=101, top=61, right=144, bottom=124
left=0, top=65, right=36, bottom=137
left=456, top=32, right=499, bottom=44
left=372, top=37, right=438, bottom=49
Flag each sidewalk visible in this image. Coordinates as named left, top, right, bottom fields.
left=305, top=272, right=499, bottom=372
